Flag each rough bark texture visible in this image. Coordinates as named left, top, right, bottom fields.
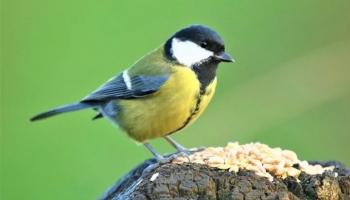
left=99, top=159, right=350, bottom=200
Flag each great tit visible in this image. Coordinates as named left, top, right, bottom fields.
left=30, top=24, right=234, bottom=162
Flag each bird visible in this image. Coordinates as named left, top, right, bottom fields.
left=30, top=24, right=234, bottom=163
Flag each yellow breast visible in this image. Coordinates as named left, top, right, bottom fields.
left=117, top=67, right=217, bottom=143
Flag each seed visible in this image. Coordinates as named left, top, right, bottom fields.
left=150, top=173, right=159, bottom=182
left=188, top=154, right=195, bottom=161
left=287, top=168, right=301, bottom=177
left=170, top=142, right=335, bottom=182
left=314, top=164, right=322, bottom=170
left=299, top=160, right=309, bottom=170
left=249, top=159, right=261, bottom=166
left=263, top=164, right=274, bottom=171
left=278, top=160, right=286, bottom=169
left=217, top=164, right=231, bottom=170
left=227, top=142, right=239, bottom=148
left=282, top=150, right=298, bottom=161
left=209, top=164, right=222, bottom=168
left=284, top=159, right=293, bottom=167
left=208, top=156, right=225, bottom=164
left=275, top=168, right=285, bottom=176
left=174, top=156, right=189, bottom=163
left=238, top=157, right=246, bottom=163
left=273, top=148, right=282, bottom=155
left=304, top=168, right=315, bottom=175
left=245, top=164, right=253, bottom=170
left=250, top=166, right=259, bottom=172
left=192, top=159, right=205, bottom=164
left=229, top=165, right=239, bottom=172
left=230, top=158, right=240, bottom=165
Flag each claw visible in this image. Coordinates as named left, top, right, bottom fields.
left=180, top=146, right=206, bottom=156
left=171, top=152, right=191, bottom=162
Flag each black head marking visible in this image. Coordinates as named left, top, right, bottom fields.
left=164, top=25, right=226, bottom=62
left=164, top=25, right=231, bottom=91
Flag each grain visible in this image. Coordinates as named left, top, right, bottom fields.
left=172, top=142, right=335, bottom=181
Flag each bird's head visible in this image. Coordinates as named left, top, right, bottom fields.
left=165, top=24, right=234, bottom=68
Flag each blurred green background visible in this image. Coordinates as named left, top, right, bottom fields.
left=1, top=1, right=349, bottom=199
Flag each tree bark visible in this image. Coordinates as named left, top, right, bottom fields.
left=99, top=158, right=350, bottom=200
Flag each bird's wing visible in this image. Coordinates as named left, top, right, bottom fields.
left=81, top=70, right=170, bottom=102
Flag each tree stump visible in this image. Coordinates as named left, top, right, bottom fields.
left=99, top=158, right=350, bottom=200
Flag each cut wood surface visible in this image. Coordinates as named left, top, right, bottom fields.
left=99, top=158, right=350, bottom=200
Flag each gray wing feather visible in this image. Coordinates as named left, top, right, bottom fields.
left=130, top=75, right=170, bottom=97
left=81, top=72, right=169, bottom=102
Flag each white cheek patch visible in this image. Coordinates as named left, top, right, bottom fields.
left=171, top=38, right=213, bottom=67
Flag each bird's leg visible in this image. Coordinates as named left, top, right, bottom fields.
left=143, top=137, right=206, bottom=174
left=143, top=142, right=164, bottom=162
left=143, top=142, right=187, bottom=163
left=163, top=136, right=187, bottom=152
left=142, top=142, right=189, bottom=174
left=163, top=136, right=206, bottom=154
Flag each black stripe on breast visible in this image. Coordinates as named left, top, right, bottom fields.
left=167, top=88, right=206, bottom=135
left=167, top=60, right=219, bottom=135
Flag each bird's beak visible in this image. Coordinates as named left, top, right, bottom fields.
left=214, top=52, right=234, bottom=62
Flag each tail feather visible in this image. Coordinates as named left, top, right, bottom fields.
left=30, top=102, right=99, bottom=121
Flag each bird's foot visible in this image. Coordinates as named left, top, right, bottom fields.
left=142, top=152, right=190, bottom=175
left=177, top=146, right=206, bottom=156
left=142, top=163, right=160, bottom=175
left=164, top=151, right=190, bottom=163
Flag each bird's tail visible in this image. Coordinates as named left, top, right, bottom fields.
left=30, top=102, right=99, bottom=121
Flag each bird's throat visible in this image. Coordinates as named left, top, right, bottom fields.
left=192, top=61, right=218, bottom=91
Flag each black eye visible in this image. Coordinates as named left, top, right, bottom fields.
left=200, top=42, right=208, bottom=48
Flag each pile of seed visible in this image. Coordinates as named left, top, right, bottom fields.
left=172, top=142, right=335, bottom=181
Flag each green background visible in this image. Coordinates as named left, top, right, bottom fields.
left=2, top=1, right=349, bottom=199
